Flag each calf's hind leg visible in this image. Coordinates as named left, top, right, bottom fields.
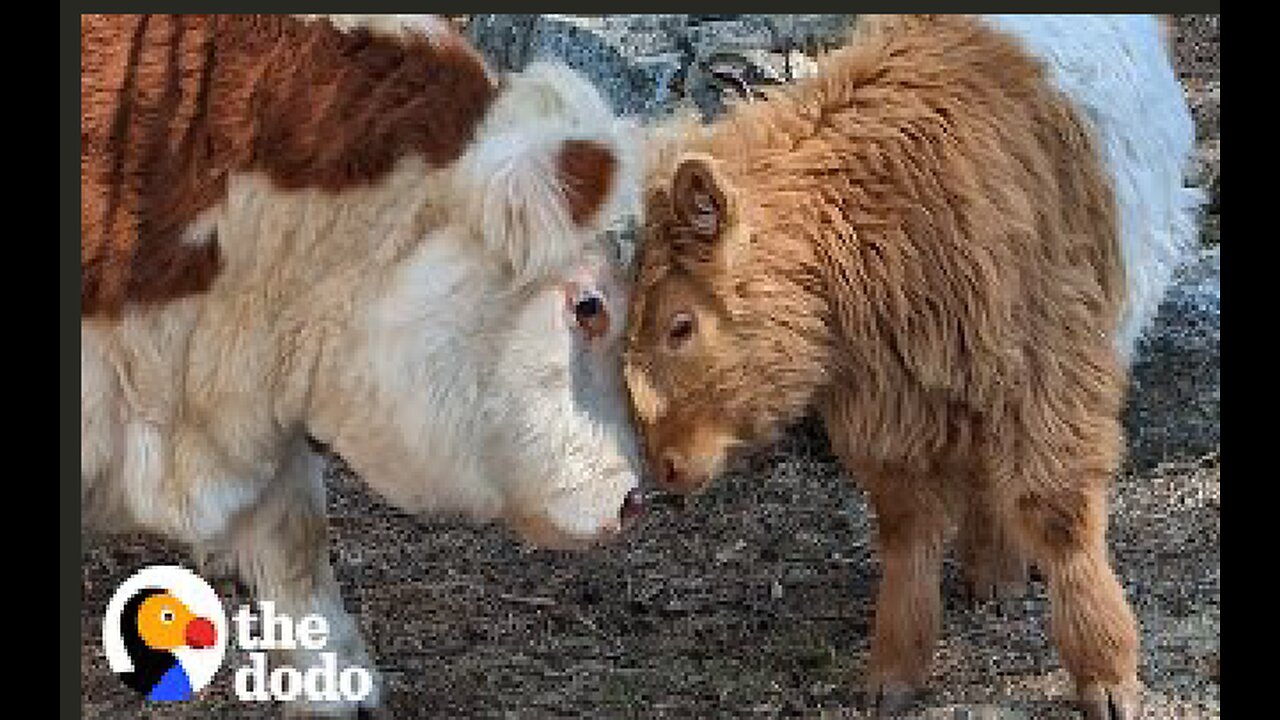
left=955, top=479, right=1030, bottom=602
left=1009, top=483, right=1139, bottom=720
left=209, top=438, right=382, bottom=719
left=988, top=408, right=1140, bottom=720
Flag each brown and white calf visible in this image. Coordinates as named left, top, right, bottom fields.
left=624, top=15, right=1200, bottom=719
left=82, top=14, right=644, bottom=716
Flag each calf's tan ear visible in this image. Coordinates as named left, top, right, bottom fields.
left=672, top=153, right=736, bottom=243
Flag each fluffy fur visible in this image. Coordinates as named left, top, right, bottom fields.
left=449, top=61, right=638, bottom=281
left=982, top=15, right=1202, bottom=361
left=82, top=15, right=642, bottom=717
left=624, top=15, right=1200, bottom=719
left=81, top=14, right=496, bottom=317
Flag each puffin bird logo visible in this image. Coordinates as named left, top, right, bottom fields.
left=103, top=565, right=228, bottom=702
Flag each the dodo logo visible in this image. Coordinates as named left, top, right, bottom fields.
left=103, top=565, right=227, bottom=702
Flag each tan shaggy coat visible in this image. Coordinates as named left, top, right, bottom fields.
left=624, top=15, right=1198, bottom=719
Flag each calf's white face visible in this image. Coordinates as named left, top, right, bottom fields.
left=482, top=250, right=642, bottom=547
left=316, top=238, right=642, bottom=549
left=305, top=61, right=647, bottom=549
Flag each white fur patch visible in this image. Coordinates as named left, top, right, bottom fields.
left=180, top=205, right=222, bottom=247
left=981, top=14, right=1204, bottom=364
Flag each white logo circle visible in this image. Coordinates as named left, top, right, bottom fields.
left=102, top=565, right=228, bottom=698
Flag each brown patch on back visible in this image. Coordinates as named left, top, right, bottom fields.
left=81, top=14, right=498, bottom=318
left=556, top=139, right=617, bottom=226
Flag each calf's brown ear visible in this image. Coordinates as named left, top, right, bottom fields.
left=558, top=139, right=619, bottom=228
left=672, top=153, right=735, bottom=242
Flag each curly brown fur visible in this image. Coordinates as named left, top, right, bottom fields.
left=626, top=15, right=1138, bottom=714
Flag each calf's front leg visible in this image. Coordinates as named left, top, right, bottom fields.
left=859, top=472, right=949, bottom=716
left=824, top=395, right=948, bottom=716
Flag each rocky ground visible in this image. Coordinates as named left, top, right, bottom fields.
left=80, top=15, right=1220, bottom=719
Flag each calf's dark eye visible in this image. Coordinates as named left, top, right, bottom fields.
left=667, top=312, right=696, bottom=350
left=574, top=292, right=609, bottom=340
left=575, top=296, right=602, bottom=320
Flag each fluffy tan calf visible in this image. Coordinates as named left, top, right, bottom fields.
left=624, top=15, right=1200, bottom=719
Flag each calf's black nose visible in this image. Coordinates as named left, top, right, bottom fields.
left=619, top=488, right=646, bottom=526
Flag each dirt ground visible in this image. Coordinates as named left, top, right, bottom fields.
left=78, top=15, right=1220, bottom=720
